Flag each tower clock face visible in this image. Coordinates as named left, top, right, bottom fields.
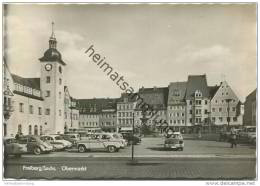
left=45, top=64, right=52, bottom=71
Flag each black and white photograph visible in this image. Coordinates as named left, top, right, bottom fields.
left=2, top=2, right=257, bottom=182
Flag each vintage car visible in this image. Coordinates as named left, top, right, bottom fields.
left=60, top=133, right=80, bottom=145
left=121, top=132, right=141, bottom=145
left=239, top=126, right=256, bottom=142
left=18, top=135, right=53, bottom=155
left=90, top=133, right=126, bottom=148
left=164, top=132, right=184, bottom=151
left=76, top=133, right=122, bottom=153
left=4, top=137, right=27, bottom=158
left=40, top=135, right=72, bottom=149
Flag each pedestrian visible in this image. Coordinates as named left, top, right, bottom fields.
left=230, top=127, right=237, bottom=148
left=15, top=132, right=20, bottom=140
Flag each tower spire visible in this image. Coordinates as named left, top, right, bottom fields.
left=49, top=21, right=57, bottom=49
left=51, top=21, right=55, bottom=39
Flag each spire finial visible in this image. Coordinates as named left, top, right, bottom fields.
left=51, top=21, right=55, bottom=38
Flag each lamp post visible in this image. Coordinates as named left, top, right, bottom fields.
left=206, top=111, right=211, bottom=133
left=131, top=113, right=134, bottom=161
left=225, top=98, right=233, bottom=131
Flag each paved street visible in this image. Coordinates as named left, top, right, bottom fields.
left=4, top=138, right=256, bottom=179
left=13, top=137, right=256, bottom=158
left=4, top=157, right=256, bottom=179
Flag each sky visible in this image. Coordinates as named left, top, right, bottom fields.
left=4, top=4, right=257, bottom=102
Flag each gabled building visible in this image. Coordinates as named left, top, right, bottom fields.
left=185, top=75, right=211, bottom=132
left=210, top=81, right=244, bottom=130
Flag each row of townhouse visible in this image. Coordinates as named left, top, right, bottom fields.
left=4, top=24, right=250, bottom=137
left=115, top=75, right=244, bottom=133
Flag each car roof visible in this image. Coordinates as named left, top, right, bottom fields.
left=173, top=132, right=181, bottom=134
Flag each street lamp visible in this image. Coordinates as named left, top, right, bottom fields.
left=206, top=111, right=211, bottom=133
left=225, top=98, right=233, bottom=131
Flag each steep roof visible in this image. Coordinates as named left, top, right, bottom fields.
left=208, top=85, right=220, bottom=99
left=185, top=75, right=209, bottom=99
left=12, top=74, right=40, bottom=90
left=136, top=87, right=168, bottom=110
left=77, top=98, right=119, bottom=114
left=168, top=82, right=187, bottom=104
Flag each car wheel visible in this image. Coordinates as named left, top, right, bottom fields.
left=78, top=145, right=86, bottom=153
left=179, top=147, right=183, bottom=151
left=107, top=145, right=116, bottom=153
left=33, top=147, right=41, bottom=155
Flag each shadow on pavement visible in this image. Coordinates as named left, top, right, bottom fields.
left=147, top=147, right=180, bottom=151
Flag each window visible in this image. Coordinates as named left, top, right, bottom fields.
left=189, top=118, right=192, bottom=123
left=46, top=76, right=51, bottom=83
left=219, top=108, right=222, bottom=112
left=195, top=100, right=201, bottom=105
left=190, top=100, right=192, bottom=105
left=190, top=110, right=192, bottom=114
left=59, top=78, right=62, bottom=85
left=233, top=117, right=237, bottom=122
left=28, top=125, right=32, bottom=135
left=59, top=110, right=62, bottom=116
left=44, top=122, right=47, bottom=125
left=205, top=100, right=208, bottom=105
left=219, top=117, right=223, bottom=122
left=182, top=120, right=184, bottom=124
left=38, top=107, right=42, bottom=115
left=34, top=125, right=38, bottom=135
left=195, top=109, right=201, bottom=114
left=215, top=100, right=218, bottom=103
left=46, top=90, right=50, bottom=97
left=212, top=117, right=215, bottom=122
left=45, top=108, right=50, bottom=115
left=19, top=103, right=24, bottom=112
left=212, top=108, right=215, bottom=112
left=29, top=105, right=33, bottom=114
left=182, top=113, right=185, bottom=117
left=59, top=66, right=62, bottom=73
left=64, top=112, right=67, bottom=119
left=204, top=109, right=208, bottom=114
left=232, top=107, right=236, bottom=112
left=40, top=126, right=43, bottom=135
left=59, top=92, right=61, bottom=99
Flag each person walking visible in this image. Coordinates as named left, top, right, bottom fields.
left=230, top=127, right=237, bottom=148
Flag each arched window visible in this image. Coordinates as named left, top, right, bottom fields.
left=29, top=125, right=32, bottom=135
left=34, top=125, right=38, bottom=135
left=18, top=124, right=22, bottom=134
left=59, top=66, right=62, bottom=74
left=4, top=123, right=7, bottom=137
left=40, top=126, right=43, bottom=135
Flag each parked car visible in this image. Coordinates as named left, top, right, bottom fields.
left=164, top=132, right=184, bottom=151
left=40, top=135, right=72, bottom=150
left=239, top=126, right=256, bottom=140
left=60, top=133, right=80, bottom=145
left=17, top=135, right=53, bottom=155
left=4, top=137, right=27, bottom=158
left=76, top=134, right=122, bottom=153
left=90, top=133, right=126, bottom=148
left=121, top=132, right=141, bottom=145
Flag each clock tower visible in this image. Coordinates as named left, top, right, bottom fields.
left=39, top=22, right=66, bottom=134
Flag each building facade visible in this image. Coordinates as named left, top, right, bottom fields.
left=167, top=82, right=187, bottom=133
left=4, top=26, right=79, bottom=137
left=243, top=89, right=257, bottom=126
